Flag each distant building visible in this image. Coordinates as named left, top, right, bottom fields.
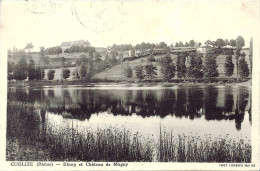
left=128, top=49, right=135, bottom=56
left=196, top=47, right=207, bottom=54
left=60, top=40, right=90, bottom=53
left=222, top=45, right=235, bottom=49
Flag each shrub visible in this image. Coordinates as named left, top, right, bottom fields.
left=62, top=69, right=70, bottom=79
left=47, top=70, right=55, bottom=80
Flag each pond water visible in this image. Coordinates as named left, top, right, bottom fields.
left=7, top=84, right=252, bottom=161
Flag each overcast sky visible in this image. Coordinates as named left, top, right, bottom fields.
left=1, top=0, right=259, bottom=51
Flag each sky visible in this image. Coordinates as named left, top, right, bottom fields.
left=0, top=0, right=259, bottom=51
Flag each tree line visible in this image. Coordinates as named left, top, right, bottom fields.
left=123, top=47, right=250, bottom=82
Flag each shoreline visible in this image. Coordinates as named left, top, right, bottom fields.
left=8, top=79, right=251, bottom=88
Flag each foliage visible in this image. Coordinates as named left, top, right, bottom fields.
left=123, top=63, right=133, bottom=78
left=178, top=41, right=184, bottom=47
left=110, top=55, right=118, bottom=66
left=44, top=46, right=62, bottom=55
left=79, top=63, right=87, bottom=78
left=134, top=65, right=145, bottom=80
left=24, top=43, right=34, bottom=51
left=230, top=39, right=236, bottom=47
left=110, top=44, right=133, bottom=51
left=215, top=39, right=225, bottom=48
left=144, top=64, right=157, bottom=79
left=204, top=52, right=219, bottom=79
left=159, top=55, right=175, bottom=81
left=238, top=53, right=249, bottom=79
left=13, top=54, right=28, bottom=80
left=147, top=55, right=156, bottom=64
left=224, top=50, right=234, bottom=77
left=235, top=36, right=245, bottom=49
left=47, top=70, right=55, bottom=80
left=190, top=53, right=204, bottom=79
left=27, top=58, right=36, bottom=80
left=39, top=47, right=50, bottom=67
left=64, top=45, right=95, bottom=54
left=189, top=40, right=195, bottom=47
left=176, top=53, right=186, bottom=78
left=234, top=36, right=245, bottom=78
left=62, top=69, right=70, bottom=79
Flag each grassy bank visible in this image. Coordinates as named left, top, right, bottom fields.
left=6, top=103, right=251, bottom=162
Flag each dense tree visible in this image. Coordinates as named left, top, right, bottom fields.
left=134, top=65, right=145, bottom=80
left=39, top=47, right=49, bottom=79
left=176, top=53, right=186, bottom=79
left=144, top=64, right=157, bottom=79
left=62, top=69, right=70, bottom=79
left=189, top=40, right=195, bottom=47
left=185, top=56, right=192, bottom=78
left=13, top=54, right=28, bottom=80
left=27, top=58, right=36, bottom=80
left=224, top=50, right=234, bottom=78
left=47, top=70, right=55, bottom=80
left=159, top=55, right=175, bottom=81
left=204, top=52, right=219, bottom=80
left=230, top=39, right=236, bottom=47
left=235, top=36, right=245, bottom=78
left=178, top=41, right=184, bottom=47
left=175, top=42, right=179, bottom=47
left=44, top=46, right=62, bottom=55
left=205, top=40, right=214, bottom=46
left=123, top=63, right=133, bottom=78
left=94, top=52, right=102, bottom=72
left=238, top=53, right=249, bottom=79
left=135, top=44, right=141, bottom=50
left=63, top=45, right=94, bottom=54
left=110, top=55, right=118, bottom=66
left=224, top=39, right=229, bottom=46
left=191, top=53, right=204, bottom=79
left=159, top=42, right=167, bottom=49
left=79, top=63, right=87, bottom=78
left=236, top=36, right=245, bottom=49
left=215, top=39, right=225, bottom=48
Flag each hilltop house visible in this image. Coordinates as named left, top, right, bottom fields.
left=60, top=40, right=90, bottom=52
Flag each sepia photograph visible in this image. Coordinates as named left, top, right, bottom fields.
left=0, top=0, right=259, bottom=170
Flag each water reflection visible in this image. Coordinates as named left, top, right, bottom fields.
left=8, top=85, right=251, bottom=131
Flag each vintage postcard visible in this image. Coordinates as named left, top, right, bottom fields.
left=0, top=0, right=259, bottom=170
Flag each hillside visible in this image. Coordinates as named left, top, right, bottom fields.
left=93, top=50, right=250, bottom=81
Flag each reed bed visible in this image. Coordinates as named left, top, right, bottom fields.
left=157, top=129, right=251, bottom=162
left=7, top=102, right=251, bottom=162
left=45, top=125, right=154, bottom=161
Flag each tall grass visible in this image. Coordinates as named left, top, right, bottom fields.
left=7, top=102, right=251, bottom=162
left=158, top=129, right=251, bottom=162
left=46, top=126, right=154, bottom=161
